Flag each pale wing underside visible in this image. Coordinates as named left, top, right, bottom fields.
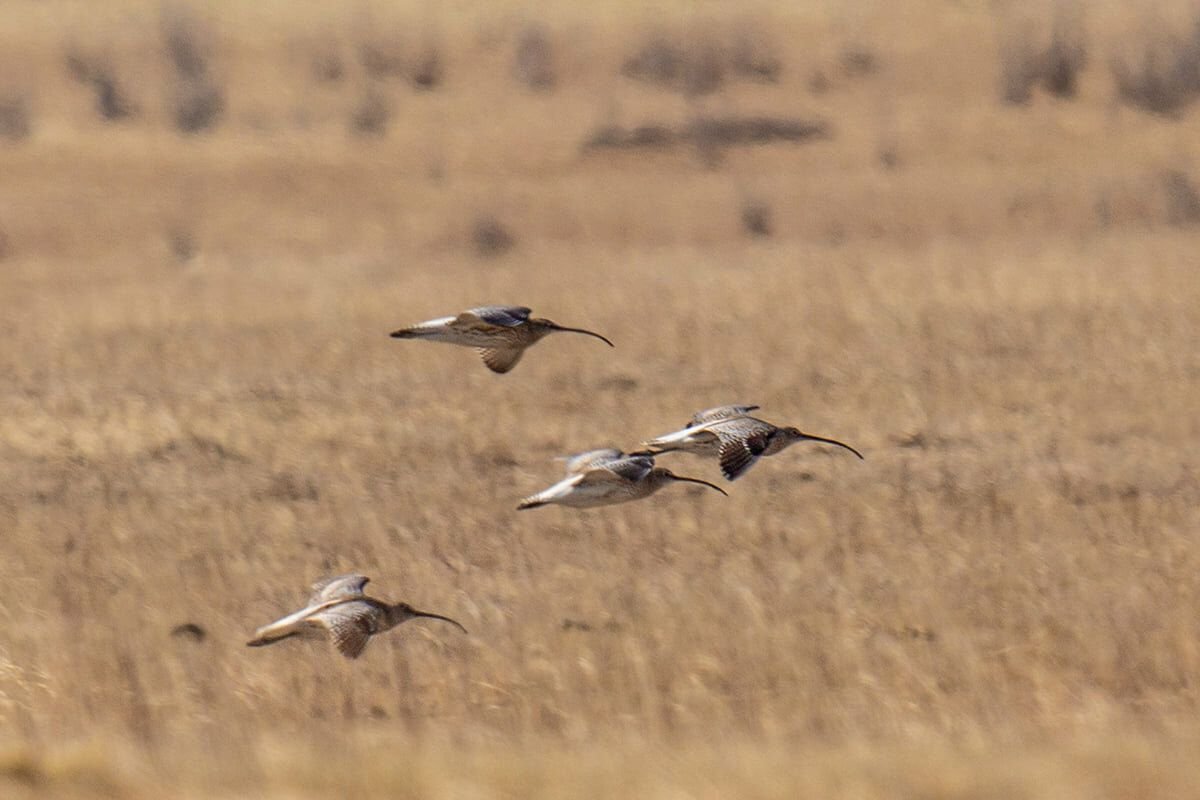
left=250, top=605, right=324, bottom=643
left=406, top=315, right=459, bottom=331
left=249, top=596, right=349, bottom=644
left=309, top=574, right=370, bottom=605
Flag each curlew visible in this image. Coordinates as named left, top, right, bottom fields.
left=644, top=407, right=864, bottom=481
left=389, top=305, right=613, bottom=373
left=246, top=574, right=466, bottom=659
left=517, top=448, right=727, bottom=510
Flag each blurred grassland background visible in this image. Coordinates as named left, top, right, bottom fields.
left=2, top=0, right=1200, bottom=797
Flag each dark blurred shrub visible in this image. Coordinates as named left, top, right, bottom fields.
left=583, top=124, right=677, bottom=151
left=0, top=95, right=30, bottom=142
left=360, top=39, right=405, bottom=80
left=1042, top=16, right=1087, bottom=98
left=840, top=46, right=879, bottom=77
left=174, top=80, right=223, bottom=133
left=162, top=9, right=223, bottom=134
left=622, top=37, right=683, bottom=87
left=1163, top=170, right=1200, bottom=226
left=808, top=70, right=831, bottom=94
left=410, top=45, right=443, bottom=91
left=682, top=42, right=724, bottom=96
left=1000, top=37, right=1042, bottom=105
left=741, top=202, right=773, bottom=238
left=168, top=228, right=196, bottom=265
left=1000, top=12, right=1087, bottom=105
left=584, top=117, right=828, bottom=155
left=625, top=29, right=786, bottom=93
left=621, top=36, right=724, bottom=96
left=1111, top=19, right=1200, bottom=116
left=66, top=50, right=137, bottom=121
left=729, top=34, right=781, bottom=82
left=472, top=216, right=515, bottom=258
left=311, top=47, right=345, bottom=83
left=514, top=25, right=556, bottom=91
left=164, top=12, right=207, bottom=79
left=686, top=116, right=829, bottom=147
left=350, top=90, right=390, bottom=136
left=265, top=472, right=320, bottom=503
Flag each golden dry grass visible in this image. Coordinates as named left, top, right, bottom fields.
left=3, top=1, right=1200, bottom=797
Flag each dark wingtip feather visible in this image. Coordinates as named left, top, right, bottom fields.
left=718, top=442, right=756, bottom=482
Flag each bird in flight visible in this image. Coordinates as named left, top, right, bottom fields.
left=518, top=448, right=727, bottom=510
left=644, top=404, right=863, bottom=481
left=389, top=305, right=613, bottom=373
left=247, top=574, right=466, bottom=659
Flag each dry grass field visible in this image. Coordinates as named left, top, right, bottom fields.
left=3, top=1, right=1200, bottom=796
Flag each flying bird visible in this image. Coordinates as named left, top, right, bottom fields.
left=644, top=407, right=863, bottom=481
left=247, top=574, right=466, bottom=659
left=518, top=449, right=727, bottom=510
left=389, top=305, right=613, bottom=373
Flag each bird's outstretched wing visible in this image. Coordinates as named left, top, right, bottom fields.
left=477, top=346, right=525, bottom=373
left=311, top=602, right=375, bottom=659
left=591, top=453, right=656, bottom=483
left=558, top=448, right=627, bottom=474
left=715, top=429, right=772, bottom=481
left=687, top=404, right=760, bottom=428
left=309, top=574, right=370, bottom=605
left=459, top=306, right=532, bottom=329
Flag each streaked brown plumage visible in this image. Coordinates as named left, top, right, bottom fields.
left=517, top=449, right=727, bottom=510
left=389, top=305, right=613, bottom=373
left=644, top=408, right=864, bottom=481
left=246, top=574, right=466, bottom=659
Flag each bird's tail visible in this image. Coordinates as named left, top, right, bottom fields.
left=389, top=315, right=458, bottom=339
left=388, top=327, right=423, bottom=339
left=246, top=630, right=299, bottom=647
left=516, top=474, right=582, bottom=510
left=642, top=427, right=700, bottom=453
left=245, top=606, right=319, bottom=648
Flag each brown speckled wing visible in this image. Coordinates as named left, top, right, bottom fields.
left=687, top=404, right=760, bottom=428
left=314, top=604, right=374, bottom=659
left=560, top=448, right=626, bottom=474
left=478, top=346, right=525, bottom=373
left=717, top=431, right=770, bottom=481
left=596, top=454, right=656, bottom=482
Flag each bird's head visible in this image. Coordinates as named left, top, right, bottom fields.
left=657, top=468, right=729, bottom=496
left=781, top=427, right=864, bottom=460
left=532, top=318, right=614, bottom=347
left=390, top=603, right=469, bottom=634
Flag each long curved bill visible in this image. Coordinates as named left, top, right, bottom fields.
left=413, top=610, right=469, bottom=634
left=800, top=432, right=864, bottom=460
left=671, top=475, right=729, bottom=496
left=550, top=323, right=615, bottom=347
